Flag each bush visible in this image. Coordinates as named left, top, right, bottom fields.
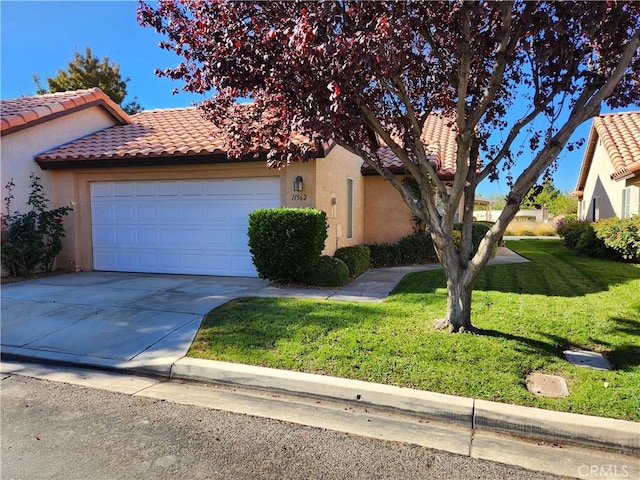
left=306, top=256, right=350, bottom=287
left=555, top=216, right=581, bottom=238
left=574, top=224, right=613, bottom=258
left=368, top=232, right=437, bottom=267
left=453, top=221, right=497, bottom=258
left=593, top=216, right=640, bottom=261
left=248, top=208, right=328, bottom=282
left=334, top=245, right=371, bottom=278
left=558, top=219, right=620, bottom=259
left=1, top=174, right=72, bottom=277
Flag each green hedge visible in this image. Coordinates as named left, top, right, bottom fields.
left=453, top=221, right=496, bottom=256
left=557, top=218, right=621, bottom=260
left=367, top=232, right=437, bottom=267
left=334, top=245, right=371, bottom=278
left=248, top=208, right=328, bottom=282
left=367, top=222, right=497, bottom=268
left=306, top=256, right=350, bottom=287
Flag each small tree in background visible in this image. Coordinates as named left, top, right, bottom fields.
left=34, top=46, right=143, bottom=115
left=2, top=174, right=73, bottom=277
left=140, top=1, right=639, bottom=332
left=522, top=179, right=578, bottom=216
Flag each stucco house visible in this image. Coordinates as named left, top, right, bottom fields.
left=573, top=111, right=640, bottom=221
left=1, top=88, right=459, bottom=278
left=1, top=88, right=129, bottom=213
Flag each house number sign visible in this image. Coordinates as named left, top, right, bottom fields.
left=291, top=194, right=308, bottom=201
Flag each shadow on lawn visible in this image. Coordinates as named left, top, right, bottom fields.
left=478, top=328, right=566, bottom=359
left=196, top=297, right=376, bottom=351
left=607, top=317, right=640, bottom=371
left=395, top=245, right=640, bottom=298
left=480, top=316, right=640, bottom=372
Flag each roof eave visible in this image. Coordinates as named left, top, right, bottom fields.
left=35, top=151, right=277, bottom=170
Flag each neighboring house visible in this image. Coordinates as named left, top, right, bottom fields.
left=2, top=89, right=460, bottom=278
left=573, top=111, right=640, bottom=221
left=1, top=88, right=129, bottom=213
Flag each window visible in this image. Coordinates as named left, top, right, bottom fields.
left=622, top=186, right=639, bottom=218
left=622, top=188, right=632, bottom=218
left=347, top=178, right=354, bottom=239
left=591, top=197, right=600, bottom=221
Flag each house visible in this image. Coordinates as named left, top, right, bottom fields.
left=573, top=111, right=640, bottom=220
left=1, top=88, right=130, bottom=213
left=1, top=89, right=459, bottom=278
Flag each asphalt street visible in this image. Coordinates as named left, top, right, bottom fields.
left=1, top=374, right=562, bottom=480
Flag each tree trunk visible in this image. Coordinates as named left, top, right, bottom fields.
left=432, top=239, right=477, bottom=333
left=444, top=275, right=474, bottom=333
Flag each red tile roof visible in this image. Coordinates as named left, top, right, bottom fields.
left=363, top=113, right=459, bottom=178
left=573, top=111, right=640, bottom=195
left=1, top=88, right=129, bottom=136
left=31, top=99, right=457, bottom=176
left=36, top=106, right=317, bottom=168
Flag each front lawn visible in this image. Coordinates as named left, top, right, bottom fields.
left=189, top=240, right=640, bottom=421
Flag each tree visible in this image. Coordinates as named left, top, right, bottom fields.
left=34, top=47, right=143, bottom=115
left=522, top=179, right=578, bottom=216
left=139, top=1, right=640, bottom=332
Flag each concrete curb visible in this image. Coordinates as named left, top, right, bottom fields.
left=171, top=357, right=473, bottom=425
left=171, top=358, right=640, bottom=455
left=474, top=400, right=640, bottom=455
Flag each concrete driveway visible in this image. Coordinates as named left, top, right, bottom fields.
left=1, top=272, right=269, bottom=375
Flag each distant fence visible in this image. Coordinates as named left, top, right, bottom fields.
left=473, top=209, right=547, bottom=223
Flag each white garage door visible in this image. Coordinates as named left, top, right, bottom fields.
left=91, top=178, right=280, bottom=277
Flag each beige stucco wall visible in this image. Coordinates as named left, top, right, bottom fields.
left=50, top=162, right=285, bottom=272
left=1, top=107, right=120, bottom=214
left=363, top=176, right=415, bottom=245
left=313, top=146, right=365, bottom=255
left=578, top=139, right=638, bottom=220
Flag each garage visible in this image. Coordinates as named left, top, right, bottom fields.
left=91, top=178, right=280, bottom=277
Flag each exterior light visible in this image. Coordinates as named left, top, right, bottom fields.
left=293, top=176, right=303, bottom=192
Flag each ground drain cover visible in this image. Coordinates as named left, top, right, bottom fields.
left=563, top=349, right=613, bottom=370
left=526, top=373, right=569, bottom=398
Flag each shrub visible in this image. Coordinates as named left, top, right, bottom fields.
left=248, top=208, right=327, bottom=282
left=367, top=242, right=402, bottom=268
left=368, top=232, right=437, bottom=267
left=453, top=221, right=497, bottom=257
left=334, top=245, right=371, bottom=278
left=555, top=216, right=581, bottom=238
left=306, top=256, right=350, bottom=287
left=593, top=216, right=640, bottom=261
left=574, top=224, right=613, bottom=258
left=558, top=219, right=620, bottom=259
left=561, top=220, right=592, bottom=249
left=1, top=174, right=73, bottom=277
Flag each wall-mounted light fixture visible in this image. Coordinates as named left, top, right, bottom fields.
left=293, top=176, right=303, bottom=192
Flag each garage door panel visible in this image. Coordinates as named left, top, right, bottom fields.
left=91, top=179, right=279, bottom=277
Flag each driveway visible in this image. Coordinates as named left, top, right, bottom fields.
left=1, top=272, right=269, bottom=375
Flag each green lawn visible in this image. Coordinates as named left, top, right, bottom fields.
left=189, top=239, right=640, bottom=421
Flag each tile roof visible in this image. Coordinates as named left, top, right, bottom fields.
left=573, top=111, right=640, bottom=195
left=363, top=113, right=459, bottom=178
left=36, top=106, right=317, bottom=168
left=1, top=88, right=129, bottom=136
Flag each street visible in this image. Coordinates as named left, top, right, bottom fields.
left=1, top=374, right=560, bottom=480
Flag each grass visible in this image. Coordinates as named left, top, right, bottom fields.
left=188, top=239, right=640, bottom=421
left=504, top=221, right=557, bottom=236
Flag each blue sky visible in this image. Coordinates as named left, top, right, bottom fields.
left=1, top=1, right=636, bottom=196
